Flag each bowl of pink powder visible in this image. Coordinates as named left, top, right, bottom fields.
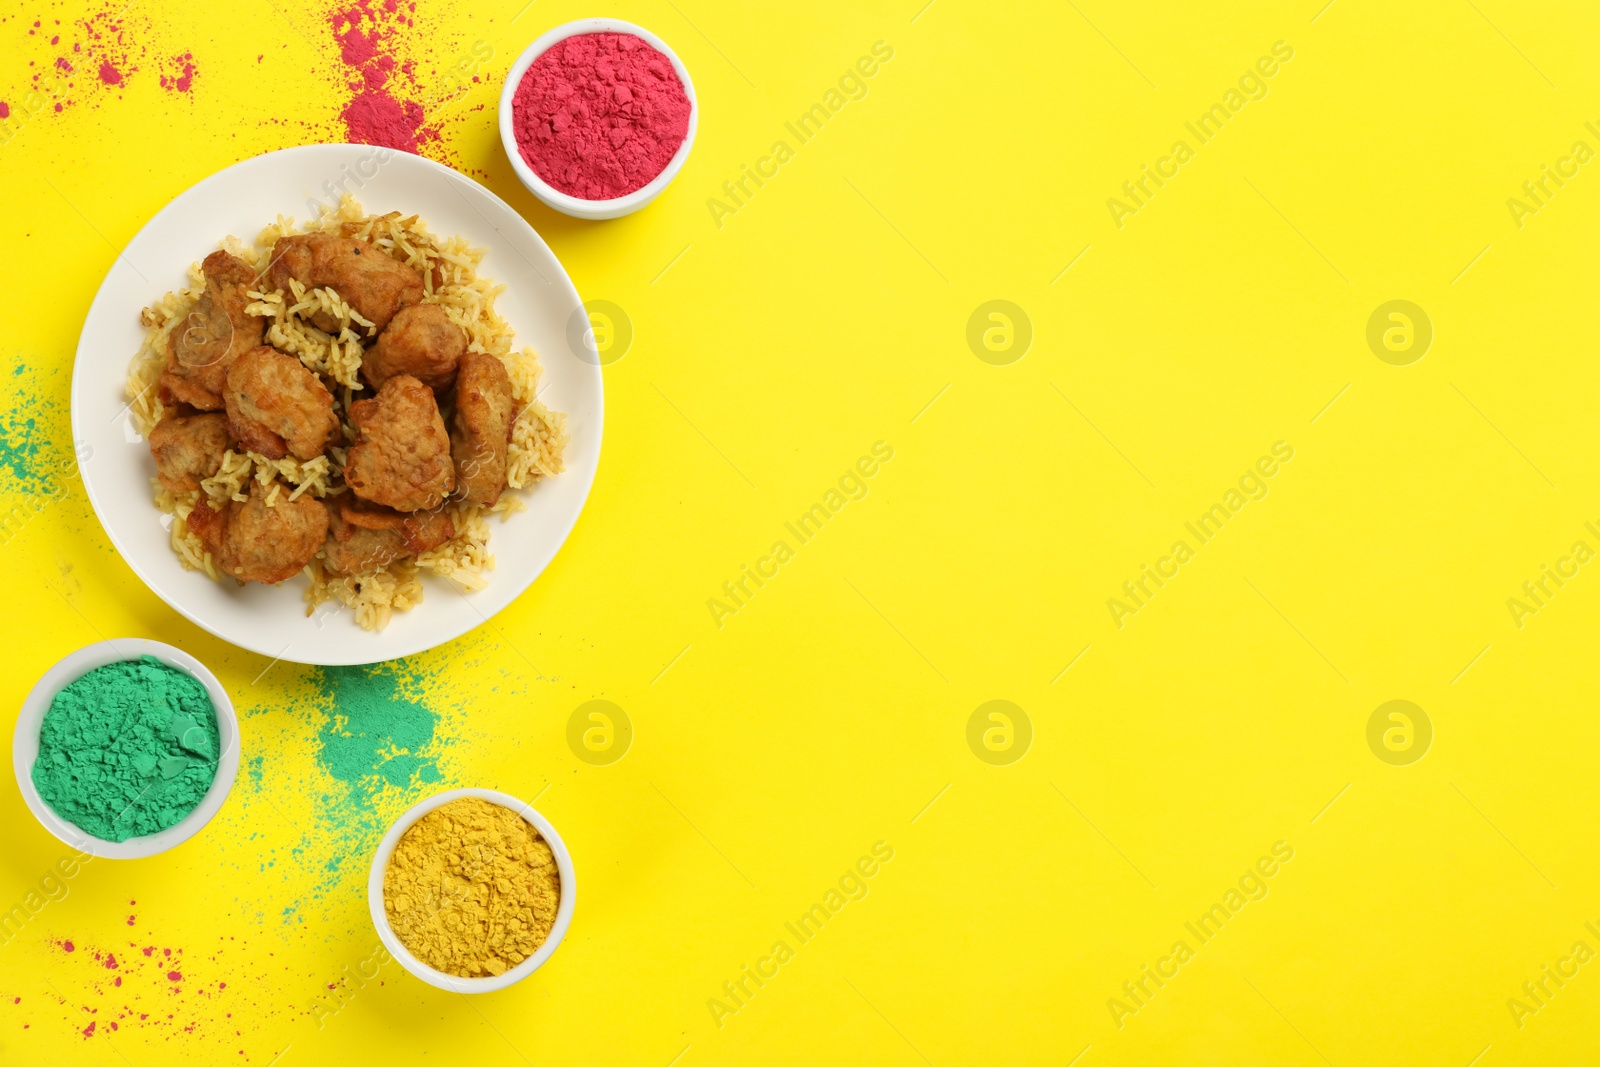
left=500, top=19, right=697, bottom=220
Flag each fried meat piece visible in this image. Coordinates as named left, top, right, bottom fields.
left=363, top=303, right=467, bottom=393
left=323, top=497, right=455, bottom=575
left=449, top=351, right=514, bottom=506
left=344, top=375, right=455, bottom=511
left=147, top=412, right=230, bottom=494
left=267, top=233, right=424, bottom=334
left=159, top=251, right=265, bottom=411
left=189, top=480, right=328, bottom=585
left=222, top=346, right=338, bottom=461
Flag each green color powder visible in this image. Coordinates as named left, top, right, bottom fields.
left=32, top=655, right=220, bottom=842
left=317, top=664, right=441, bottom=792
left=0, top=362, right=71, bottom=499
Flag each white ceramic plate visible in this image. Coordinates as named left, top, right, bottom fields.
left=70, top=145, right=602, bottom=665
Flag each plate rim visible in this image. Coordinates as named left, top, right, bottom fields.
left=69, top=143, right=601, bottom=666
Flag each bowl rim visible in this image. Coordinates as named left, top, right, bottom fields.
left=367, top=786, right=576, bottom=993
left=12, top=638, right=241, bottom=859
left=498, top=17, right=698, bottom=220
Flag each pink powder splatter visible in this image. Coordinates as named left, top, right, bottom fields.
left=323, top=0, right=438, bottom=154
left=5, top=0, right=160, bottom=116
left=82, top=1021, right=95, bottom=1038
left=61, top=940, right=76, bottom=952
left=166, top=971, right=181, bottom=982
left=159, top=52, right=196, bottom=92
left=0, top=102, right=9, bottom=118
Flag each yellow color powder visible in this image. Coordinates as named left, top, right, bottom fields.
left=383, top=797, right=561, bottom=977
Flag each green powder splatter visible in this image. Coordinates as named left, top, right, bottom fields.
left=32, top=656, right=220, bottom=842
left=224, top=659, right=458, bottom=925
left=0, top=359, right=71, bottom=499
left=0, top=413, right=45, bottom=488
left=317, top=663, right=442, bottom=793
left=297, top=662, right=453, bottom=892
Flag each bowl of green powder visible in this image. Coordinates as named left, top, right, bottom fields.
left=12, top=640, right=238, bottom=858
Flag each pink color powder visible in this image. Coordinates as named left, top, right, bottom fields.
left=160, top=53, right=196, bottom=92
left=325, top=0, right=437, bottom=154
left=511, top=32, right=690, bottom=200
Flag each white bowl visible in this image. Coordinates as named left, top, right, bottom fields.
left=499, top=18, right=698, bottom=220
left=368, top=787, right=576, bottom=993
left=12, top=639, right=240, bottom=859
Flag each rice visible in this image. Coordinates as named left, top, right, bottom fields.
left=127, top=195, right=569, bottom=631
left=246, top=284, right=371, bottom=390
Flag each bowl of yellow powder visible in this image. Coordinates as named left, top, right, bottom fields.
left=12, top=638, right=239, bottom=859
left=369, top=788, right=575, bottom=992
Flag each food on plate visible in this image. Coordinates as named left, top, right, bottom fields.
left=148, top=412, right=229, bottom=494
left=345, top=374, right=456, bottom=512
left=190, top=480, right=329, bottom=585
left=450, top=351, right=514, bottom=506
left=159, top=250, right=264, bottom=410
left=325, top=498, right=456, bottom=576
left=363, top=302, right=467, bottom=393
left=223, top=346, right=339, bottom=462
left=126, top=196, right=568, bottom=630
left=267, top=232, right=424, bottom=333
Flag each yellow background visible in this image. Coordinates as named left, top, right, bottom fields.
left=3, top=0, right=1599, bottom=1063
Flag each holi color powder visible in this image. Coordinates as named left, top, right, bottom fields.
left=1, top=0, right=206, bottom=122
left=0, top=360, right=73, bottom=502
left=302, top=661, right=454, bottom=891
left=317, top=663, right=445, bottom=790
left=158, top=51, right=195, bottom=93
left=4, top=0, right=495, bottom=165
left=310, top=0, right=499, bottom=171
left=324, top=0, right=437, bottom=154
left=0, top=411, right=47, bottom=490
left=28, top=934, right=282, bottom=1049
left=226, top=660, right=460, bottom=923
left=512, top=32, right=690, bottom=199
